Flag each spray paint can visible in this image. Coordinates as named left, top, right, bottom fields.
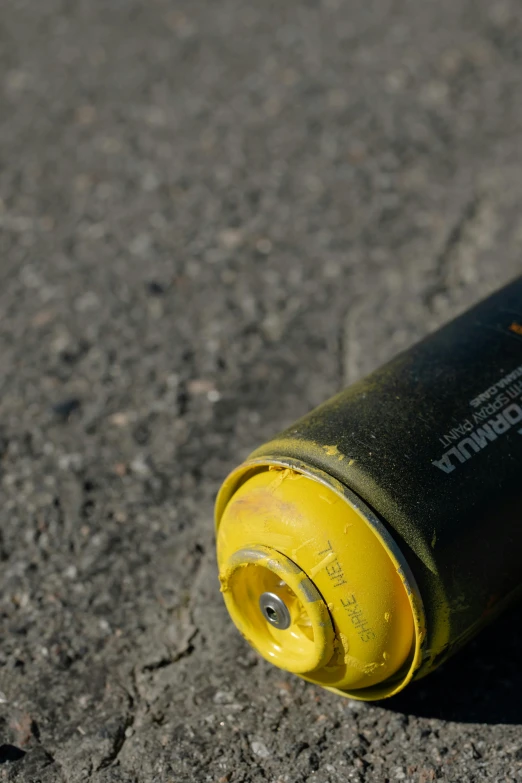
left=215, top=277, right=522, bottom=700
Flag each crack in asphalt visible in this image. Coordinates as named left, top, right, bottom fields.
left=424, top=195, right=481, bottom=309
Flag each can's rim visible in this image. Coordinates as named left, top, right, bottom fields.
left=215, top=456, right=427, bottom=701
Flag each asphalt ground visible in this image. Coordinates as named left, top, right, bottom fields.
left=1, top=0, right=522, bottom=781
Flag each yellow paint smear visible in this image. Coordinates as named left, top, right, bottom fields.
left=322, top=444, right=345, bottom=461
left=310, top=550, right=336, bottom=578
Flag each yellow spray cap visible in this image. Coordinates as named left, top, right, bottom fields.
left=216, top=463, right=425, bottom=700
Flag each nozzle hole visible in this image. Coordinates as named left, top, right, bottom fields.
left=259, top=592, right=291, bottom=630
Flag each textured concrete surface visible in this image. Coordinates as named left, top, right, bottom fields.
left=1, top=0, right=522, bottom=781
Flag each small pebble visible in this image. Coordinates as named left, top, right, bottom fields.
left=251, top=741, right=270, bottom=759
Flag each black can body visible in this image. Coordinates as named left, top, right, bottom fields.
left=247, top=277, right=522, bottom=677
